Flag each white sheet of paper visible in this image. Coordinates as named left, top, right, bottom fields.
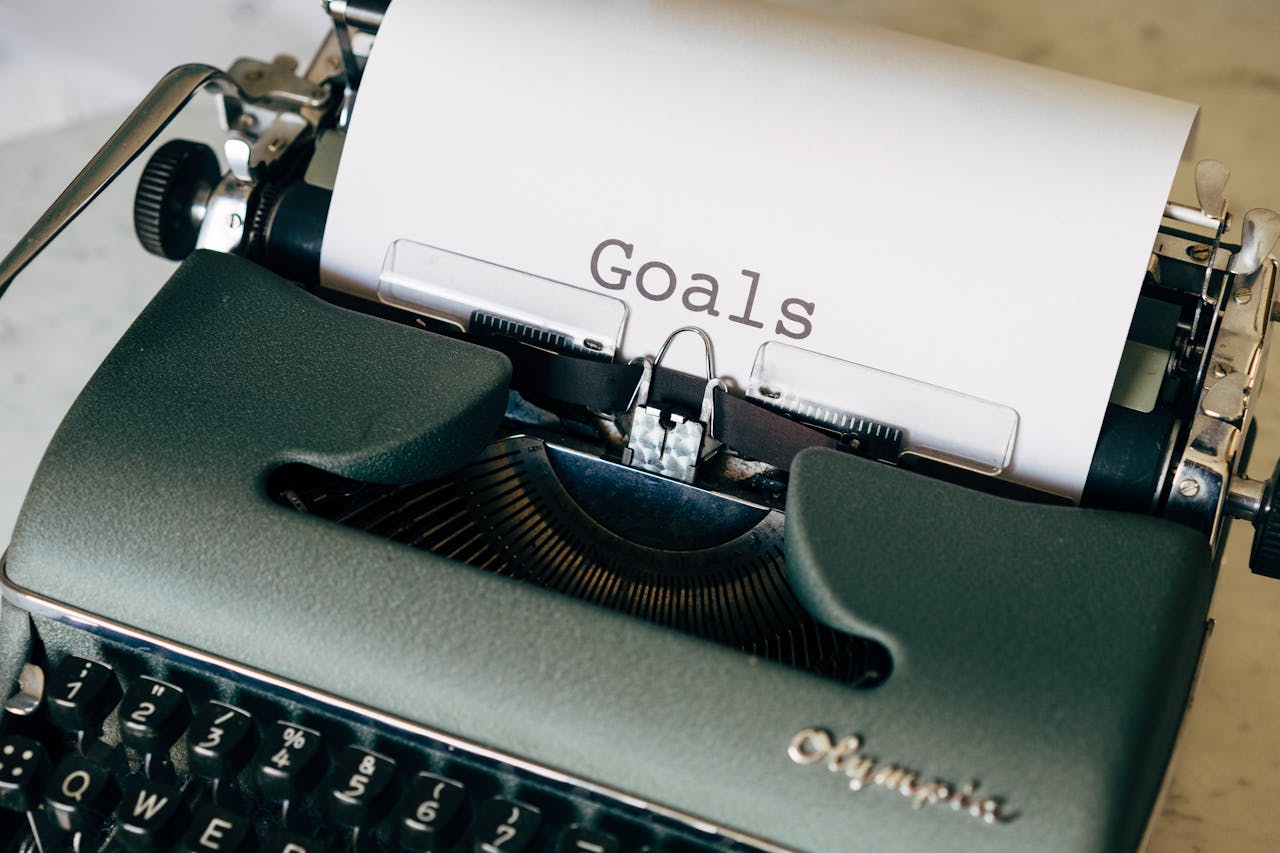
left=320, top=0, right=1197, bottom=499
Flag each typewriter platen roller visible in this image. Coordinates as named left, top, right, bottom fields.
left=0, top=3, right=1279, bottom=851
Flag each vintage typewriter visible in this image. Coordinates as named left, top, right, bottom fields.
left=1, top=2, right=1279, bottom=851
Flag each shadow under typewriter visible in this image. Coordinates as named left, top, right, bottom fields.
left=271, top=435, right=891, bottom=688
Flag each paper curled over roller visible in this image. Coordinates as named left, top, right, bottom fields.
left=320, top=0, right=1197, bottom=499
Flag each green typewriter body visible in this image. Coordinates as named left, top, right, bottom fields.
left=1, top=4, right=1279, bottom=852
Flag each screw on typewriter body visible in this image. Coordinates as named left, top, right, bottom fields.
left=1186, top=244, right=1213, bottom=263
left=622, top=327, right=725, bottom=484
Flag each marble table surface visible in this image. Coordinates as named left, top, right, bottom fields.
left=1, top=3, right=1279, bottom=851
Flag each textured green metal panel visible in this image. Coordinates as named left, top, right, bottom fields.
left=3, top=252, right=1214, bottom=851
left=786, top=447, right=1214, bottom=852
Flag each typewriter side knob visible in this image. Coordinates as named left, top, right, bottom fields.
left=1239, top=459, right=1280, bottom=579
left=133, top=139, right=221, bottom=260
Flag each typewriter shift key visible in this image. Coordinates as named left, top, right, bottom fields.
left=46, top=656, right=121, bottom=735
left=472, top=797, right=542, bottom=853
left=119, top=677, right=190, bottom=755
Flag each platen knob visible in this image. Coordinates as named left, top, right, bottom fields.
left=1248, top=458, right=1280, bottom=578
left=133, top=139, right=221, bottom=260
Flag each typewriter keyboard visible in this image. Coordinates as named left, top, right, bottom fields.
left=0, top=614, right=754, bottom=853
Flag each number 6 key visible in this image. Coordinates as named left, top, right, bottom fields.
left=396, top=772, right=468, bottom=852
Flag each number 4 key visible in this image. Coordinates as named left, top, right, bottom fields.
left=253, top=721, right=324, bottom=802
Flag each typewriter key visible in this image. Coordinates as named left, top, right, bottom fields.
left=263, top=829, right=328, bottom=852
left=0, top=736, right=48, bottom=812
left=254, top=721, right=325, bottom=802
left=180, top=804, right=254, bottom=852
left=327, top=745, right=397, bottom=829
left=115, top=777, right=185, bottom=851
left=472, top=797, right=542, bottom=853
left=46, top=656, right=121, bottom=738
left=118, top=677, right=190, bottom=759
left=187, top=700, right=255, bottom=783
left=397, top=771, right=469, bottom=852
left=559, top=825, right=621, bottom=853
left=44, top=754, right=119, bottom=834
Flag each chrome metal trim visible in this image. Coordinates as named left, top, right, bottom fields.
left=1164, top=257, right=1278, bottom=548
left=326, top=0, right=387, bottom=33
left=1163, top=201, right=1222, bottom=232
left=1226, top=475, right=1266, bottom=521
left=1162, top=160, right=1230, bottom=232
left=1152, top=232, right=1231, bottom=272
left=3, top=663, right=44, bottom=716
left=0, top=571, right=793, bottom=853
left=1227, top=209, right=1280, bottom=276
left=0, top=64, right=229, bottom=299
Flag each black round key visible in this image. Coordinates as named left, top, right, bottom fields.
left=327, top=746, right=397, bottom=828
left=187, top=701, right=255, bottom=782
left=115, top=777, right=185, bottom=851
left=119, top=677, right=190, bottom=755
left=0, top=736, right=48, bottom=812
left=559, top=826, right=621, bottom=853
left=44, top=754, right=119, bottom=834
left=397, top=772, right=468, bottom=852
left=472, top=797, right=542, bottom=853
left=46, top=656, right=121, bottom=735
left=253, top=721, right=324, bottom=801
left=180, top=804, right=254, bottom=852
left=264, top=829, right=328, bottom=852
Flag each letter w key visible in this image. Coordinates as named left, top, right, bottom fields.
left=116, top=778, right=183, bottom=843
